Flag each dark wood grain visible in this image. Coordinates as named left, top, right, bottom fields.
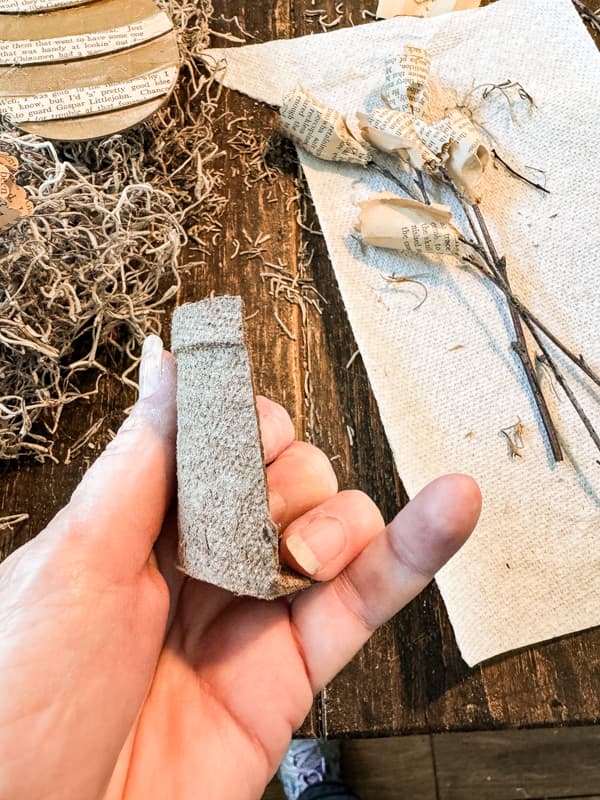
left=1, top=0, right=600, bottom=739
left=343, top=736, right=437, bottom=800
left=433, top=727, right=600, bottom=800
left=262, top=780, right=286, bottom=800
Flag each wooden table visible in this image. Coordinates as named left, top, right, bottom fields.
left=2, top=0, right=599, bottom=739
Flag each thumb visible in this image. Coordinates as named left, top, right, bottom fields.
left=44, top=335, right=177, bottom=576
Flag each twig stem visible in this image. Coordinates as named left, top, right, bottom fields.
left=514, top=301, right=600, bottom=388
left=371, top=162, right=420, bottom=201
left=470, top=203, right=563, bottom=461
left=531, top=330, right=600, bottom=454
left=492, top=150, right=550, bottom=194
left=415, top=169, right=431, bottom=205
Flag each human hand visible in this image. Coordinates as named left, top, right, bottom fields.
left=0, top=336, right=481, bottom=800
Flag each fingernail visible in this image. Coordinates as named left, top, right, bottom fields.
left=286, top=515, right=347, bottom=576
left=139, top=335, right=164, bottom=400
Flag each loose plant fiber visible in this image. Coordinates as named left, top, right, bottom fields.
left=0, top=0, right=226, bottom=461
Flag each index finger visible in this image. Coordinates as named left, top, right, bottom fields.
left=256, top=395, right=295, bottom=464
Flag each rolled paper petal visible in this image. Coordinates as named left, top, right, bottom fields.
left=376, top=0, right=481, bottom=18
left=280, top=85, right=370, bottom=165
left=382, top=45, right=431, bottom=117
left=357, top=108, right=438, bottom=170
left=356, top=191, right=461, bottom=256
left=430, top=110, right=490, bottom=200
left=412, top=116, right=452, bottom=159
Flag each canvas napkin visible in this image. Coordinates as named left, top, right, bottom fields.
left=205, top=0, right=600, bottom=666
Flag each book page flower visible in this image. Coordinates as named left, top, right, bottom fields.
left=356, top=191, right=461, bottom=256
left=357, top=108, right=438, bottom=170
left=429, top=110, right=491, bottom=200
left=280, top=85, right=369, bottom=165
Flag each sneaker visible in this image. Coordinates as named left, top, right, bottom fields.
left=278, top=739, right=342, bottom=800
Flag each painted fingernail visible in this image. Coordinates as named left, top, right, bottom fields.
left=139, top=334, right=164, bottom=400
left=286, top=515, right=347, bottom=576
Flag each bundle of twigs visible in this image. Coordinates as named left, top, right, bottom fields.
left=277, top=50, right=599, bottom=463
